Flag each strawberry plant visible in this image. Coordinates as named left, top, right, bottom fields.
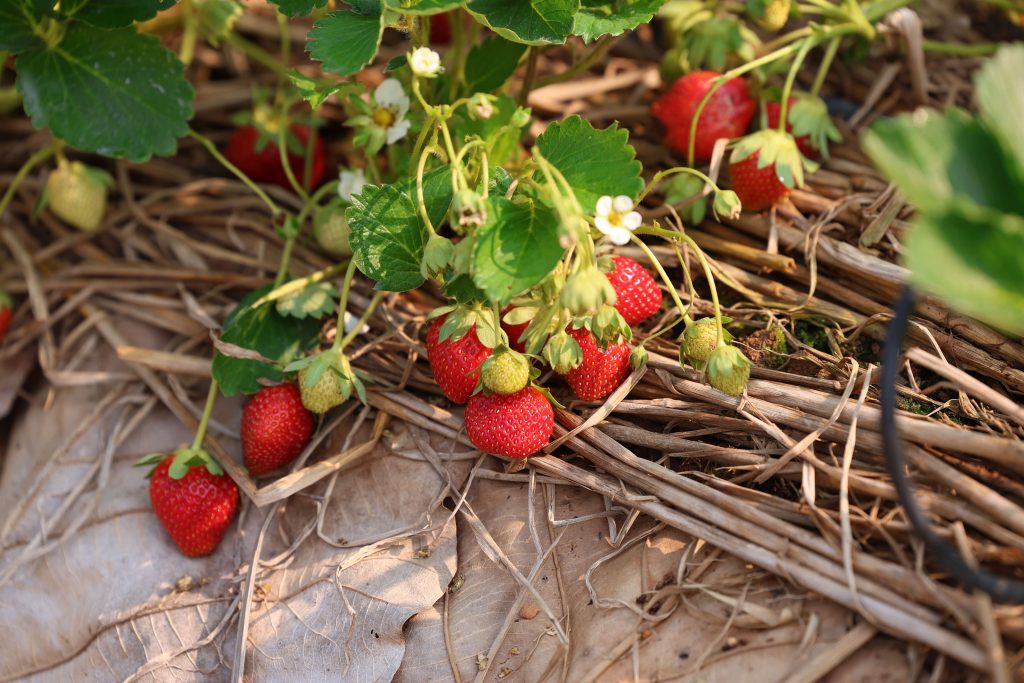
left=1, top=0, right=1007, bottom=562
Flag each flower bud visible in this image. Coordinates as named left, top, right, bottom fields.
left=630, top=345, right=649, bottom=369
left=409, top=47, right=442, bottom=78
left=468, top=93, right=495, bottom=120
left=452, top=189, right=487, bottom=227
left=544, top=330, right=583, bottom=374
left=706, top=344, right=751, bottom=397
left=560, top=265, right=616, bottom=316
left=421, top=234, right=455, bottom=279
left=712, top=190, right=742, bottom=220
left=590, top=304, right=631, bottom=346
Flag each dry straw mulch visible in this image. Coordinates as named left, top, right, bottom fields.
left=1, top=5, right=1023, bottom=681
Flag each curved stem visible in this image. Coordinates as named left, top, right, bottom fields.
left=416, top=144, right=438, bottom=235
left=331, top=260, right=359, bottom=352
left=224, top=33, right=293, bottom=78
left=627, top=234, right=689, bottom=325
left=810, top=35, right=841, bottom=98
left=638, top=167, right=721, bottom=204
left=189, top=128, right=282, bottom=216
left=190, top=379, right=219, bottom=451
left=272, top=235, right=297, bottom=288
left=0, top=143, right=56, bottom=217
left=337, top=291, right=385, bottom=352
left=778, top=37, right=818, bottom=133
left=533, top=35, right=614, bottom=90
left=278, top=123, right=311, bottom=202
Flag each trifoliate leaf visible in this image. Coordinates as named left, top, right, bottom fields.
left=269, top=0, right=326, bottom=16
left=573, top=0, right=665, bottom=43
left=535, top=116, right=643, bottom=213
left=307, top=9, right=383, bottom=77
left=463, top=36, right=527, bottom=93
left=0, top=0, right=46, bottom=53
left=275, top=281, right=338, bottom=319
left=16, top=23, right=194, bottom=161
left=466, top=0, right=578, bottom=45
left=69, top=0, right=175, bottom=28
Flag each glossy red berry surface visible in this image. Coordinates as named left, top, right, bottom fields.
left=651, top=72, right=756, bottom=163
left=605, top=256, right=662, bottom=326
left=241, top=384, right=314, bottom=476
left=426, top=317, right=492, bottom=404
left=465, top=386, right=553, bottom=458
left=565, top=327, right=631, bottom=401
left=149, top=456, right=239, bottom=558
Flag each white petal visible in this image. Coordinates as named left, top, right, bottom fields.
left=386, top=117, right=411, bottom=144
left=596, top=195, right=613, bottom=216
left=622, top=211, right=642, bottom=230
left=409, top=47, right=441, bottom=77
left=594, top=216, right=612, bottom=233
left=374, top=78, right=406, bottom=108
left=338, top=168, right=367, bottom=202
left=342, top=310, right=370, bottom=335
left=608, top=228, right=632, bottom=245
left=612, top=195, right=633, bottom=213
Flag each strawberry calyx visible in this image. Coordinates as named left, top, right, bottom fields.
left=572, top=304, right=632, bottom=348
left=136, top=446, right=223, bottom=480
left=783, top=94, right=842, bottom=160
left=730, top=129, right=817, bottom=190
left=543, top=329, right=584, bottom=374
left=429, top=303, right=501, bottom=349
left=286, top=348, right=369, bottom=410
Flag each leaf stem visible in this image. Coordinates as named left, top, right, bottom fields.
left=190, top=379, right=220, bottom=451
left=778, top=37, right=818, bottom=133
left=337, top=291, right=385, bottom=352
left=627, top=234, right=690, bottom=326
left=189, top=128, right=282, bottom=216
left=331, top=260, right=359, bottom=352
left=810, top=35, right=841, bottom=98
left=0, top=143, right=56, bottom=218
left=533, top=35, right=614, bottom=90
left=224, top=32, right=294, bottom=78
left=638, top=167, right=721, bottom=203
left=518, top=46, right=540, bottom=106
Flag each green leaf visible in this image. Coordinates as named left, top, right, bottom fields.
left=0, top=0, right=47, bottom=53
left=348, top=167, right=453, bottom=291
left=384, top=0, right=462, bottom=13
left=907, top=200, right=1024, bottom=337
left=269, top=0, right=327, bottom=16
left=680, top=15, right=745, bottom=72
left=975, top=44, right=1024, bottom=183
left=863, top=109, right=1024, bottom=216
left=443, top=273, right=487, bottom=303
left=307, top=9, right=383, bottom=77
left=70, top=0, right=174, bottom=27
left=535, top=115, right=643, bottom=213
left=276, top=281, right=338, bottom=319
left=466, top=0, right=578, bottom=45
left=473, top=196, right=563, bottom=304
left=212, top=286, right=322, bottom=396
left=573, top=0, right=665, bottom=43
left=16, top=24, right=194, bottom=161
left=463, top=36, right=527, bottom=93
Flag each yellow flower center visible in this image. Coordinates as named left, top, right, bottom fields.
left=373, top=107, right=396, bottom=128
left=606, top=210, right=623, bottom=227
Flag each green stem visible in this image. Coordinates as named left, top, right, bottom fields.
left=416, top=143, right=438, bottom=235
left=252, top=261, right=347, bottom=308
left=628, top=234, right=690, bottom=326
left=922, top=39, right=998, bottom=56
left=0, top=144, right=56, bottom=218
left=778, top=37, right=818, bottom=133
left=638, top=167, right=721, bottom=203
left=331, top=260, right=359, bottom=352
left=533, top=35, right=614, bottom=90
left=190, top=380, right=219, bottom=451
left=278, top=124, right=311, bottom=202
left=273, top=235, right=297, bottom=288
left=337, top=291, right=385, bottom=352
left=810, top=36, right=841, bottom=98
left=298, top=179, right=339, bottom=226
left=224, top=33, right=293, bottom=78
left=178, top=0, right=198, bottom=65
left=189, top=128, right=282, bottom=216
left=364, top=153, right=382, bottom=184
left=518, top=47, right=540, bottom=106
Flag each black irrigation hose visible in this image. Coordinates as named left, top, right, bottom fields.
left=882, top=285, right=1024, bottom=603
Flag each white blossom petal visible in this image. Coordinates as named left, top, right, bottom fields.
left=612, top=195, right=633, bottom=213
left=608, top=227, right=632, bottom=245
left=409, top=47, right=441, bottom=77
left=338, top=168, right=367, bottom=203
left=622, top=211, right=642, bottom=230
left=386, top=117, right=411, bottom=144
left=343, top=310, right=370, bottom=335
left=374, top=78, right=407, bottom=109
left=594, top=216, right=612, bottom=233
left=595, top=195, right=613, bottom=216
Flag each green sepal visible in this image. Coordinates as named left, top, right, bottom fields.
left=543, top=329, right=583, bottom=374
left=532, top=384, right=565, bottom=410
left=787, top=94, right=842, bottom=160
left=168, top=446, right=223, bottom=479
left=438, top=305, right=478, bottom=343
left=730, top=129, right=817, bottom=189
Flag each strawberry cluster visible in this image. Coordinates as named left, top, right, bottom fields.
left=426, top=256, right=662, bottom=460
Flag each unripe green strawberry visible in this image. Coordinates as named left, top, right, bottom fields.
left=313, top=203, right=351, bottom=257
left=706, top=345, right=752, bottom=397
left=680, top=318, right=722, bottom=370
left=46, top=160, right=111, bottom=232
left=755, top=0, right=790, bottom=31
left=298, top=364, right=346, bottom=414
left=480, top=349, right=530, bottom=395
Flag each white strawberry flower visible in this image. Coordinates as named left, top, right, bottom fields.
left=594, top=195, right=642, bottom=245
left=342, top=310, right=370, bottom=335
left=409, top=47, right=442, bottom=78
left=337, top=167, right=366, bottom=202
left=371, top=78, right=411, bottom=145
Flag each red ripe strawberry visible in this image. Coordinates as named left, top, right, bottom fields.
left=0, top=291, right=11, bottom=343
left=241, top=384, right=313, bottom=476
left=501, top=307, right=530, bottom=353
left=765, top=99, right=816, bottom=158
left=426, top=316, right=492, bottom=404
left=149, top=455, right=239, bottom=557
left=729, top=151, right=790, bottom=212
left=565, top=327, right=631, bottom=401
left=604, top=256, right=662, bottom=326
left=651, top=71, right=756, bottom=163
left=225, top=124, right=326, bottom=192
left=465, top=386, right=553, bottom=458
left=430, top=13, right=452, bottom=44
